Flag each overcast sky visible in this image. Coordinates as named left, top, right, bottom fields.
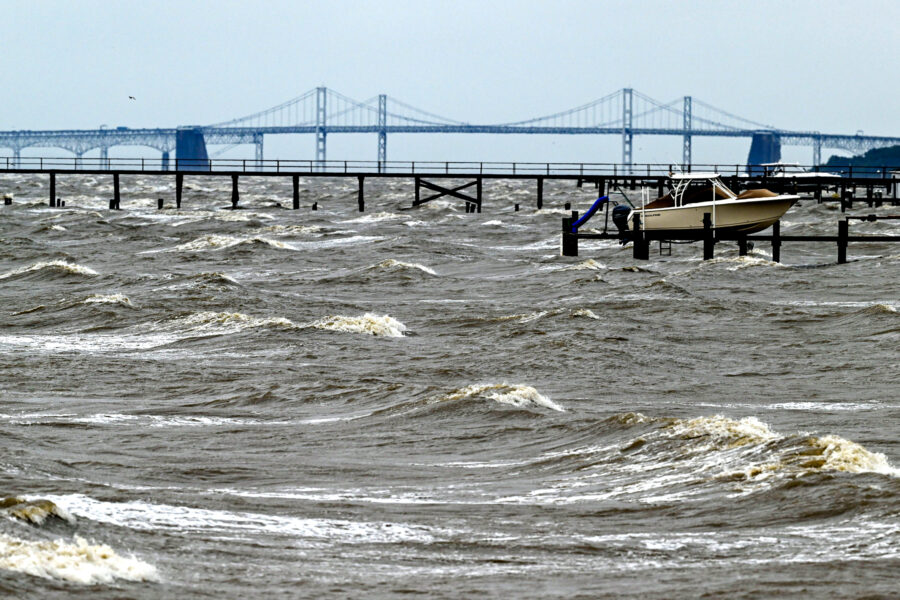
left=4, top=0, right=898, bottom=164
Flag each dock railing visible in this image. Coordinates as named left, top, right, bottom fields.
left=3, top=156, right=900, bottom=178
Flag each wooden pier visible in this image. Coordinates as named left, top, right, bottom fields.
left=2, top=157, right=900, bottom=213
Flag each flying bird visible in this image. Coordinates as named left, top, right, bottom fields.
left=129, top=96, right=136, bottom=100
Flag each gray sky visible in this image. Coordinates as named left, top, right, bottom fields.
left=4, top=0, right=898, bottom=164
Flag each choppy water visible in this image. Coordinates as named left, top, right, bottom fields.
left=1, top=174, right=898, bottom=598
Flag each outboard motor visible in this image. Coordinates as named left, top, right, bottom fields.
left=612, top=204, right=633, bottom=245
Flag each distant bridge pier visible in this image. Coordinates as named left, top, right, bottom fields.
left=254, top=134, right=264, bottom=168
left=13, top=148, right=21, bottom=169
left=747, top=132, right=781, bottom=174
left=622, top=88, right=633, bottom=172
left=683, top=96, right=692, bottom=167
left=161, top=151, right=170, bottom=171
left=100, top=146, right=109, bottom=169
left=176, top=127, right=210, bottom=172
left=377, top=94, right=387, bottom=173
left=813, top=136, right=822, bottom=166
left=316, top=86, right=327, bottom=169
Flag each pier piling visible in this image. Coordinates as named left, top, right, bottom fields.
left=633, top=214, right=649, bottom=260
left=176, top=173, right=183, bottom=209
left=292, top=175, right=299, bottom=210
left=231, top=175, right=239, bottom=209
left=49, top=173, right=56, bottom=207
left=738, top=237, right=748, bottom=256
left=357, top=176, right=365, bottom=212
left=838, top=219, right=848, bottom=264
left=561, top=212, right=578, bottom=256
left=772, top=220, right=781, bottom=263
left=157, top=198, right=164, bottom=210
left=702, top=213, right=714, bottom=260
left=113, top=173, right=120, bottom=209
left=536, top=177, right=543, bottom=210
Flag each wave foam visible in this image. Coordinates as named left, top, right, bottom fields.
left=442, top=383, right=564, bottom=412
left=368, top=259, right=437, bottom=276
left=0, top=261, right=98, bottom=280
left=571, top=308, right=600, bottom=320
left=562, top=259, right=607, bottom=271
left=309, top=313, right=407, bottom=337
left=82, top=293, right=133, bottom=307
left=0, top=534, right=158, bottom=584
left=1, top=497, right=74, bottom=525
left=167, top=234, right=295, bottom=252
left=177, top=311, right=299, bottom=335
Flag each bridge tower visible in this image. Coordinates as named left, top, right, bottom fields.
left=316, top=86, right=327, bottom=168
left=100, top=146, right=108, bottom=169
left=683, top=96, right=692, bottom=167
left=813, top=135, right=822, bottom=166
left=377, top=94, right=387, bottom=172
left=622, top=88, right=633, bottom=171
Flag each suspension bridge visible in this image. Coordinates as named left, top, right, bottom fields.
left=2, top=87, right=899, bottom=169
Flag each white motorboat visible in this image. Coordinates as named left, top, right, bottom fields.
left=612, top=173, right=799, bottom=237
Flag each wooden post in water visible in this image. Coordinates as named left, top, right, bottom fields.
left=476, top=178, right=483, bottom=213
left=357, top=176, right=365, bottom=212
left=113, top=173, right=120, bottom=209
left=702, top=212, right=714, bottom=260
left=561, top=212, right=578, bottom=257
left=231, top=175, right=239, bottom=209
left=772, top=220, right=781, bottom=263
left=292, top=175, right=299, bottom=210
left=175, top=173, right=183, bottom=209
left=632, top=213, right=649, bottom=260
left=738, top=236, right=748, bottom=256
left=157, top=198, right=164, bottom=210
left=49, top=173, right=56, bottom=207
left=837, top=219, right=848, bottom=264
left=536, top=177, right=543, bottom=210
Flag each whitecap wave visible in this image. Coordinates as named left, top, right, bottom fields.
left=0, top=261, right=98, bottom=280
left=0, top=534, right=158, bottom=584
left=1, top=497, right=74, bottom=525
left=368, top=259, right=437, bottom=276
left=82, top=293, right=133, bottom=307
left=343, top=211, right=406, bottom=223
left=308, top=313, right=407, bottom=337
left=571, top=308, right=600, bottom=320
left=561, top=258, right=607, bottom=271
left=442, top=383, right=564, bottom=412
left=162, top=234, right=296, bottom=252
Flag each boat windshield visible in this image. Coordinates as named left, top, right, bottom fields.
left=670, top=176, right=736, bottom=206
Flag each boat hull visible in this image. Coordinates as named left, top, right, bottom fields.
left=632, top=196, right=798, bottom=235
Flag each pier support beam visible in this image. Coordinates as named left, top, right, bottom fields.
left=561, top=212, right=579, bottom=256
left=702, top=213, right=715, bottom=260
left=113, top=173, right=121, bottom=209
left=772, top=220, right=781, bottom=263
left=49, top=173, right=56, bottom=207
left=536, top=177, right=544, bottom=210
left=176, top=173, right=183, bottom=209
left=357, top=176, right=365, bottom=212
left=412, top=178, right=481, bottom=211
left=632, top=214, right=649, bottom=260
left=837, top=219, right=848, bottom=264
left=231, top=175, right=239, bottom=209
left=292, top=175, right=300, bottom=210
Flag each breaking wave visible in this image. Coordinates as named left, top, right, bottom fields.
left=441, top=383, right=565, bottom=412
left=82, top=293, right=133, bottom=307
left=367, top=259, right=437, bottom=276
left=561, top=259, right=607, bottom=271
left=308, top=313, right=408, bottom=337
left=1, top=496, right=74, bottom=525
left=0, top=534, right=158, bottom=584
left=0, top=260, right=98, bottom=280
left=164, top=234, right=297, bottom=252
